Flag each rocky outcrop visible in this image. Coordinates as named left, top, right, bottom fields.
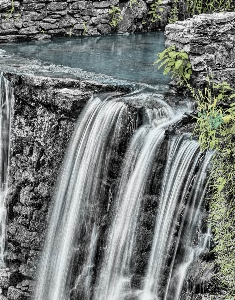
left=0, top=68, right=130, bottom=299
left=165, top=12, right=235, bottom=88
left=0, top=0, right=173, bottom=42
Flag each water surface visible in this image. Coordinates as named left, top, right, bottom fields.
left=0, top=32, right=170, bottom=86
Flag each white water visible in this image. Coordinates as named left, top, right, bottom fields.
left=34, top=96, right=128, bottom=300
left=163, top=152, right=213, bottom=300
left=0, top=75, right=13, bottom=267
left=94, top=100, right=185, bottom=300
left=35, top=92, right=212, bottom=300
left=140, top=136, right=211, bottom=300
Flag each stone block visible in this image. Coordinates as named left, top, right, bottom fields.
left=39, top=22, right=59, bottom=31
left=0, top=270, right=10, bottom=289
left=93, top=1, right=110, bottom=8
left=23, top=3, right=46, bottom=11
left=47, top=2, right=67, bottom=11
left=19, top=26, right=39, bottom=35
left=7, top=286, right=30, bottom=300
left=70, top=1, right=87, bottom=10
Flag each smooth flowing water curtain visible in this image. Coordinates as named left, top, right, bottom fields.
left=35, top=93, right=212, bottom=300
left=0, top=75, right=13, bottom=267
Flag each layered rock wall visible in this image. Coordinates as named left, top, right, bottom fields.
left=0, top=0, right=172, bottom=42
left=165, top=12, right=235, bottom=88
left=0, top=72, right=129, bottom=300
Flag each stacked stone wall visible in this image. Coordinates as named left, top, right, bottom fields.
left=0, top=0, right=172, bottom=42
left=165, top=12, right=235, bottom=88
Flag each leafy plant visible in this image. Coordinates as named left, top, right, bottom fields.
left=5, top=0, right=15, bottom=19
left=109, top=6, right=123, bottom=27
left=154, top=45, right=192, bottom=85
left=168, top=0, right=179, bottom=24
left=83, top=22, right=88, bottom=35
left=190, top=80, right=235, bottom=299
left=129, top=0, right=140, bottom=8
left=157, top=44, right=235, bottom=298
left=185, top=0, right=234, bottom=16
left=192, top=78, right=235, bottom=150
left=148, top=0, right=164, bottom=22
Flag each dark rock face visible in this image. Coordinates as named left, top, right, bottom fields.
left=165, top=12, right=235, bottom=89
left=1, top=73, right=131, bottom=299
left=0, top=0, right=172, bottom=42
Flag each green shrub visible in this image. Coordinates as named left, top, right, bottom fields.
left=109, top=6, right=123, bottom=27
left=156, top=45, right=235, bottom=299
left=148, top=0, right=164, bottom=22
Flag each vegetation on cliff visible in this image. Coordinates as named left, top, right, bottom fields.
left=156, top=47, right=235, bottom=299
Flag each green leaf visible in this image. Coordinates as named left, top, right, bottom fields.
left=180, top=52, right=189, bottom=59
left=163, top=67, right=171, bottom=75
left=229, top=94, right=235, bottom=99
left=175, top=60, right=183, bottom=69
left=185, top=73, right=191, bottom=80
left=168, top=51, right=177, bottom=58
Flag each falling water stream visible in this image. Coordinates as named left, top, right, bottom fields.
left=34, top=91, right=212, bottom=300
left=0, top=75, right=12, bottom=268
left=34, top=96, right=128, bottom=300
left=1, top=32, right=212, bottom=300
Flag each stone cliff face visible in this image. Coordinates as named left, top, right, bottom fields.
left=165, top=12, right=235, bottom=89
left=0, top=70, right=131, bottom=300
left=0, top=0, right=172, bottom=42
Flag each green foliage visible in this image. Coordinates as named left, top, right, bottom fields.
left=186, top=0, right=234, bottom=16
left=154, top=45, right=192, bottom=85
left=5, top=0, right=15, bottom=19
left=109, top=6, right=123, bottom=27
left=188, top=78, right=235, bottom=298
left=192, top=78, right=234, bottom=150
left=157, top=44, right=235, bottom=297
left=168, top=0, right=179, bottom=24
left=148, top=0, right=164, bottom=22
left=83, top=22, right=88, bottom=35
left=129, top=0, right=140, bottom=8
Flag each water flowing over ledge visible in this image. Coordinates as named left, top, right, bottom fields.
left=33, top=91, right=212, bottom=300
left=0, top=32, right=215, bottom=300
left=0, top=75, right=13, bottom=268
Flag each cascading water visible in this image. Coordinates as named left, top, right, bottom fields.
left=0, top=75, right=13, bottom=267
left=35, top=91, right=212, bottom=300
left=140, top=137, right=212, bottom=300
left=34, top=95, right=128, bottom=300
left=94, top=100, right=176, bottom=300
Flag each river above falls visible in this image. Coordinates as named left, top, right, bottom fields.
left=0, top=31, right=170, bottom=87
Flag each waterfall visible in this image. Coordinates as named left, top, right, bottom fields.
left=0, top=75, right=13, bottom=267
left=34, top=95, right=128, bottom=300
left=140, top=137, right=211, bottom=300
left=94, top=100, right=176, bottom=300
left=35, top=92, right=212, bottom=300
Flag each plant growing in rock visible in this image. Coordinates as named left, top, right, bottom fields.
left=185, top=0, right=234, bottom=16
left=156, top=44, right=235, bottom=298
left=83, top=22, right=88, bottom=35
left=154, top=45, right=192, bottom=85
left=109, top=6, right=123, bottom=27
left=168, top=0, right=179, bottom=23
left=5, top=0, right=15, bottom=19
left=129, top=0, right=140, bottom=8
left=148, top=0, right=164, bottom=22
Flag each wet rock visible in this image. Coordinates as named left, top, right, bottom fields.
left=7, top=286, right=30, bottom=300
left=0, top=270, right=10, bottom=289
left=118, top=0, right=147, bottom=32
left=0, top=0, right=172, bottom=40
left=165, top=12, right=235, bottom=89
left=97, top=23, right=112, bottom=34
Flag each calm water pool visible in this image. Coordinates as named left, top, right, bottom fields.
left=0, top=32, right=170, bottom=86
